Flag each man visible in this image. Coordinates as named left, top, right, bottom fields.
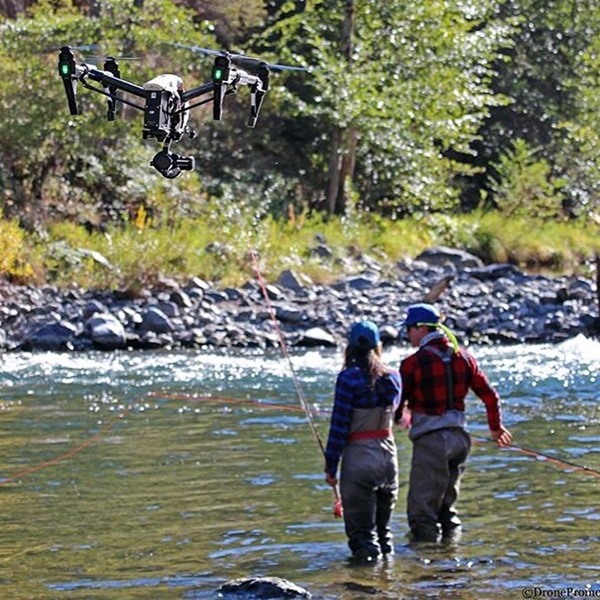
left=396, top=303, right=512, bottom=542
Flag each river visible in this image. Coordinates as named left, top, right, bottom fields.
left=0, top=336, right=598, bottom=599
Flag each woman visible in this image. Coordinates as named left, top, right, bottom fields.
left=325, top=320, right=402, bottom=562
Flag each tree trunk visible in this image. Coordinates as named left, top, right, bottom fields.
left=335, top=127, right=358, bottom=214
left=325, top=128, right=343, bottom=215
left=596, top=254, right=600, bottom=336
left=324, top=0, right=356, bottom=215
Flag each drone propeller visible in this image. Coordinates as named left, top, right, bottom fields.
left=165, top=42, right=307, bottom=73
left=84, top=55, right=141, bottom=62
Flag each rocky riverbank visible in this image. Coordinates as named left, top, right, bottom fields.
left=0, top=247, right=598, bottom=352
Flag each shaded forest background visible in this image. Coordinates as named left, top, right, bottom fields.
left=1, top=0, right=600, bottom=288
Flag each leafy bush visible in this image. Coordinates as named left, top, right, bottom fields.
left=488, top=138, right=566, bottom=219
left=0, top=216, right=35, bottom=281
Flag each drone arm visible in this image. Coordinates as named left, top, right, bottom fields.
left=78, top=78, right=145, bottom=112
left=247, top=66, right=270, bottom=128
left=84, top=67, right=146, bottom=98
left=181, top=81, right=214, bottom=103
left=58, top=46, right=80, bottom=115
left=61, top=77, right=79, bottom=115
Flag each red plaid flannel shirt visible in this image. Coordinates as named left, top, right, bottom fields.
left=398, top=337, right=502, bottom=431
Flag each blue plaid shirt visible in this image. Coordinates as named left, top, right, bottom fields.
left=325, top=366, right=402, bottom=477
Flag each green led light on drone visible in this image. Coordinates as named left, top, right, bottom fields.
left=213, top=68, right=224, bottom=81
left=60, top=63, right=71, bottom=76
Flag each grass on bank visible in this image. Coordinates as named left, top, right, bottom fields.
left=1, top=209, right=599, bottom=292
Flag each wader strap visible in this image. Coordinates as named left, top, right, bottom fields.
left=348, top=428, right=392, bottom=442
left=424, top=346, right=455, bottom=410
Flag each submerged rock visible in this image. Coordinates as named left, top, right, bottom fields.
left=218, top=576, right=311, bottom=599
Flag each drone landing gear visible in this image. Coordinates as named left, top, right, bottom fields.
left=151, top=142, right=195, bottom=179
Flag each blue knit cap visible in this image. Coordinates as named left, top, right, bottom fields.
left=349, top=320, right=380, bottom=349
left=402, top=303, right=441, bottom=328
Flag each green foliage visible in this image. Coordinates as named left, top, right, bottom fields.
left=558, top=3, right=600, bottom=219
left=258, top=0, right=512, bottom=214
left=487, top=139, right=566, bottom=219
left=0, top=215, right=35, bottom=280
left=3, top=205, right=598, bottom=289
left=472, top=0, right=600, bottom=216
left=455, top=211, right=600, bottom=273
left=2, top=0, right=600, bottom=239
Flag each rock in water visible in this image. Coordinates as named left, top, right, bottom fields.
left=218, top=576, right=312, bottom=598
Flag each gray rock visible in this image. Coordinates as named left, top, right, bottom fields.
left=334, top=275, right=378, bottom=291
left=85, top=313, right=126, bottom=350
left=276, top=270, right=311, bottom=293
left=169, top=289, right=193, bottom=308
left=416, top=246, right=484, bottom=269
left=24, top=321, right=77, bottom=350
left=296, top=327, right=336, bottom=347
left=82, top=299, right=107, bottom=320
left=138, top=307, right=174, bottom=334
left=465, top=263, right=523, bottom=280
left=219, top=576, right=311, bottom=598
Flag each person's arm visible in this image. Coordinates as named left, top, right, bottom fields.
left=376, top=369, right=402, bottom=408
left=324, top=370, right=354, bottom=483
left=465, top=351, right=512, bottom=446
left=395, top=358, right=413, bottom=428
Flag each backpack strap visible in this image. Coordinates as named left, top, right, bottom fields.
left=423, top=345, right=456, bottom=410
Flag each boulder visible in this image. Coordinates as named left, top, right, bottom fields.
left=85, top=313, right=126, bottom=350
left=416, top=246, right=484, bottom=269
left=218, top=576, right=311, bottom=599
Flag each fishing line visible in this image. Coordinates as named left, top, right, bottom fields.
left=0, top=397, right=139, bottom=486
left=146, top=392, right=308, bottom=413
left=0, top=392, right=320, bottom=486
left=473, top=436, right=600, bottom=478
left=248, top=248, right=343, bottom=517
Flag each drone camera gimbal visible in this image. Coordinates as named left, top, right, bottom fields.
left=58, top=44, right=305, bottom=177
left=151, top=148, right=195, bottom=179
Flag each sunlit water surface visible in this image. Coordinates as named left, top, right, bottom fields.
left=0, top=335, right=598, bottom=599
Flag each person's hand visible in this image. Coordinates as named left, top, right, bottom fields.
left=490, top=426, right=512, bottom=447
left=325, top=472, right=337, bottom=487
left=399, top=406, right=412, bottom=429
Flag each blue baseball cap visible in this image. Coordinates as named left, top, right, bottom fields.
left=348, top=320, right=380, bottom=349
left=402, top=303, right=441, bottom=328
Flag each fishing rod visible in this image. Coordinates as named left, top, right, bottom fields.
left=248, top=248, right=343, bottom=518
left=473, top=436, right=600, bottom=478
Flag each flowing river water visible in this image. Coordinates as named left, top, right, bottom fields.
left=0, top=336, right=598, bottom=599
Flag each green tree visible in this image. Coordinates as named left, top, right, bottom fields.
left=488, top=138, right=566, bottom=219
left=558, top=3, right=600, bottom=219
left=470, top=0, right=597, bottom=215
left=258, top=0, right=512, bottom=216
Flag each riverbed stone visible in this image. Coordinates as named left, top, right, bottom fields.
left=85, top=313, right=126, bottom=350
left=416, top=246, right=484, bottom=269
left=138, top=306, right=174, bottom=334
left=0, top=251, right=598, bottom=352
left=218, top=576, right=311, bottom=598
left=22, top=321, right=78, bottom=351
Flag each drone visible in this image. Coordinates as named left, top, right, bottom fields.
left=57, top=45, right=305, bottom=178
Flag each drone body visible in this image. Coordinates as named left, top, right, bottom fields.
left=57, top=45, right=303, bottom=178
